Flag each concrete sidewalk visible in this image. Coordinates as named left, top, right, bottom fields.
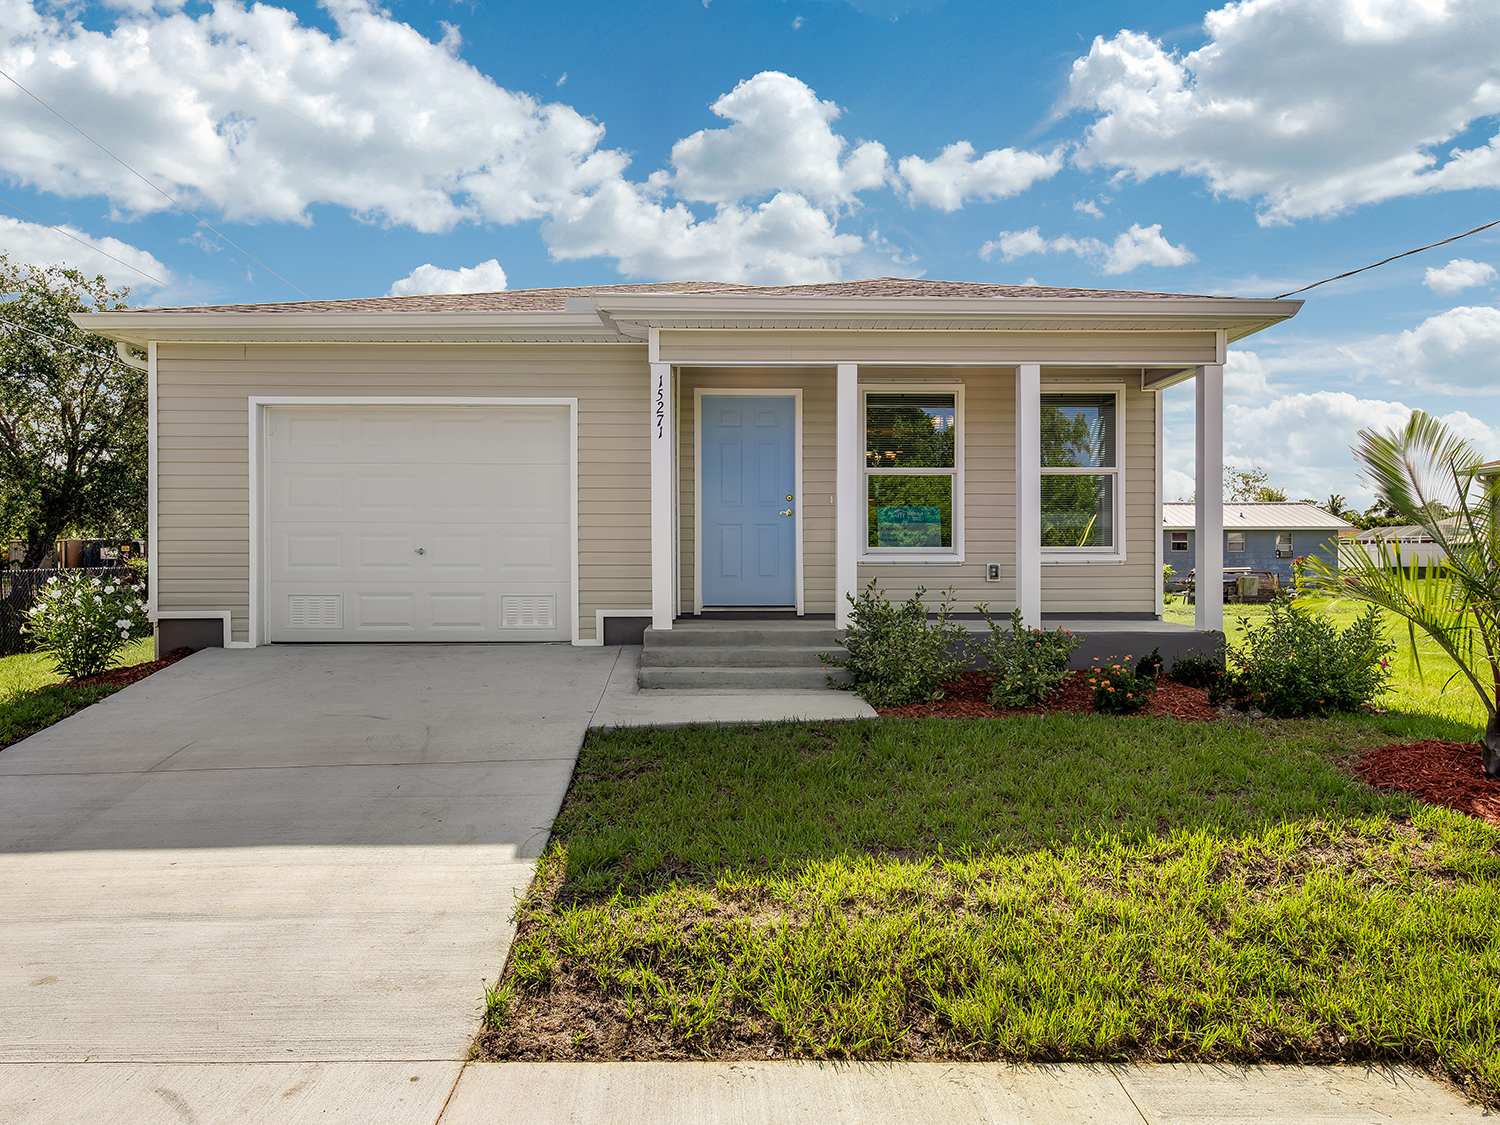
left=0, top=1061, right=1480, bottom=1123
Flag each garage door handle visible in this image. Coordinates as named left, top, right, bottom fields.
left=415, top=547, right=426, bottom=555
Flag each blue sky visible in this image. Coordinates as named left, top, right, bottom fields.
left=3, top=0, right=1499, bottom=503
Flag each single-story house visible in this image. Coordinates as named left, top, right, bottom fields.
left=1350, top=519, right=1461, bottom=569
left=77, top=278, right=1300, bottom=673
left=1163, top=502, right=1352, bottom=585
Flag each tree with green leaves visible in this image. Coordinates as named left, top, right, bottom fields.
left=1308, top=410, right=1500, bottom=778
left=1322, top=493, right=1349, bottom=519
left=0, top=257, right=145, bottom=567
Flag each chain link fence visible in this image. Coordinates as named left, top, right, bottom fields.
left=0, top=567, right=138, bottom=657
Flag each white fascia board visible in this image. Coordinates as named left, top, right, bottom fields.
left=70, top=310, right=639, bottom=347
left=595, top=293, right=1303, bottom=326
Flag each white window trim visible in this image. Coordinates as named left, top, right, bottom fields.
left=1040, top=381, right=1126, bottom=565
left=859, top=382, right=965, bottom=564
left=1170, top=532, right=1189, bottom=552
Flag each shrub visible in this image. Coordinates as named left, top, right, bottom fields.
left=820, top=581, right=969, bottom=706
left=973, top=605, right=1081, bottom=708
left=1134, top=647, right=1163, bottom=680
left=1087, top=658, right=1154, bottom=714
left=25, top=571, right=150, bottom=681
left=1169, top=654, right=1223, bottom=689
left=1216, top=601, right=1394, bottom=717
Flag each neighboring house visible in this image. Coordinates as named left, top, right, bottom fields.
left=1163, top=502, right=1353, bottom=585
left=76, top=278, right=1299, bottom=660
left=1351, top=519, right=1462, bottom=569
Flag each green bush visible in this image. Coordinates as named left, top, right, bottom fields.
left=973, top=605, right=1082, bottom=708
left=820, top=581, right=969, bottom=706
left=1215, top=601, right=1394, bottom=717
left=1086, top=659, right=1155, bottom=714
left=25, top=571, right=150, bottom=680
left=1168, top=654, right=1223, bottom=689
left=1134, top=647, right=1163, bottom=680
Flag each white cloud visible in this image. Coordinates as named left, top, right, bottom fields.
left=1067, top=0, right=1500, bottom=224
left=1424, top=257, right=1497, bottom=294
left=1073, top=198, right=1104, bottom=218
left=0, top=214, right=174, bottom=294
left=1342, top=303, right=1500, bottom=391
left=897, top=141, right=1062, bottom=212
left=979, top=222, right=1193, bottom=274
left=387, top=258, right=507, bottom=296
left=655, top=72, right=890, bottom=206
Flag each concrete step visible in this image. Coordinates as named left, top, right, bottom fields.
left=644, top=625, right=842, bottom=648
left=638, top=665, right=852, bottom=691
left=640, top=645, right=840, bottom=669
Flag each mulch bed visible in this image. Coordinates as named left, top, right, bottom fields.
left=67, top=647, right=194, bottom=689
left=1356, top=740, right=1500, bottom=825
left=876, top=670, right=1220, bottom=722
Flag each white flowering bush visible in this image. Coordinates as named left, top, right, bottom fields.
left=25, top=571, right=151, bottom=680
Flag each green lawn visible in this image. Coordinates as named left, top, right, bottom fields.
left=1164, top=595, right=1489, bottom=730
left=0, top=638, right=156, bottom=752
left=481, top=703, right=1499, bottom=1106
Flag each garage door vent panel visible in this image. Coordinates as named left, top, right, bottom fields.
left=287, top=594, right=342, bottom=629
left=502, top=594, right=555, bottom=629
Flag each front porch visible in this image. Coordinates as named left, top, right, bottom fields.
left=645, top=349, right=1231, bottom=646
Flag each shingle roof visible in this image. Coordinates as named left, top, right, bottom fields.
left=1162, top=502, right=1354, bottom=531
left=131, top=277, right=1226, bottom=315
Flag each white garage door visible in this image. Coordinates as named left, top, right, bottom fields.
left=265, top=405, right=572, bottom=642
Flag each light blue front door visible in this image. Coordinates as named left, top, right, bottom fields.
left=701, top=396, right=796, bottom=606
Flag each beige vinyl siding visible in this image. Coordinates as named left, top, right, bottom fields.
left=1040, top=378, right=1157, bottom=615
left=657, top=329, right=1218, bottom=367
left=677, top=368, right=837, bottom=613
left=156, top=342, right=650, bottom=643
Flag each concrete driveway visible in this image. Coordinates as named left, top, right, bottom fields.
left=0, top=644, right=620, bottom=1092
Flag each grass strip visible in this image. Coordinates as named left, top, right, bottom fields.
left=479, top=715, right=1500, bottom=1108
left=0, top=681, right=123, bottom=751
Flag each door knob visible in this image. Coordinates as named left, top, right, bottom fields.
left=779, top=508, right=793, bottom=516
left=415, top=547, right=426, bottom=555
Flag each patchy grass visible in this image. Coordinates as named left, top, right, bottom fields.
left=479, top=712, right=1500, bottom=1107
left=0, top=681, right=124, bottom=751
left=0, top=637, right=154, bottom=704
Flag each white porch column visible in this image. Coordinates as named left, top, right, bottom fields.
left=650, top=360, right=674, bottom=630
left=1015, top=363, right=1042, bottom=626
left=835, top=363, right=860, bottom=629
left=1195, top=364, right=1225, bottom=632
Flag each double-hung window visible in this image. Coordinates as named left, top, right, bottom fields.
left=1276, top=532, right=1294, bottom=558
left=1170, top=532, right=1188, bottom=552
left=1040, top=389, right=1123, bottom=560
left=863, top=388, right=962, bottom=559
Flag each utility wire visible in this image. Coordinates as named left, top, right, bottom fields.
left=0, top=315, right=140, bottom=371
left=0, top=196, right=196, bottom=301
left=0, top=66, right=310, bottom=300
left=1276, top=218, right=1500, bottom=299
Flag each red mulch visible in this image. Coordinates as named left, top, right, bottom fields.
left=67, top=647, right=194, bottom=689
left=1356, top=740, right=1500, bottom=825
left=876, top=670, right=1220, bottom=722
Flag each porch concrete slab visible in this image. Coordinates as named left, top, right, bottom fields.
left=589, top=646, right=877, bottom=731
left=440, top=1061, right=1143, bottom=1124
left=0, top=643, right=621, bottom=1065
left=1112, top=1062, right=1479, bottom=1122
left=0, top=1061, right=462, bottom=1124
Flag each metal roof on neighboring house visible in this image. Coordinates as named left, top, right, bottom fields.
left=1354, top=517, right=1465, bottom=543
left=1161, top=502, right=1354, bottom=531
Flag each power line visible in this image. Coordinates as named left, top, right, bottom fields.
left=0, top=314, right=140, bottom=370
left=0, top=66, right=310, bottom=300
left=0, top=196, right=196, bottom=300
left=1276, top=218, right=1500, bottom=299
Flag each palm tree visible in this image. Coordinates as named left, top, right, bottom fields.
left=1309, top=411, right=1499, bottom=778
left=1323, top=493, right=1348, bottom=519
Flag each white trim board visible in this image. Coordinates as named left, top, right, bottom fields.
left=692, top=387, right=805, bottom=615
left=248, top=396, right=580, bottom=647
left=574, top=608, right=654, bottom=647
left=155, top=610, right=253, bottom=649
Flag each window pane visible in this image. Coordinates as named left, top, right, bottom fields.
left=1227, top=532, right=1246, bottom=552
left=1171, top=532, right=1188, bottom=551
left=867, top=475, right=953, bottom=548
left=1040, top=394, right=1116, bottom=468
left=1041, top=474, right=1113, bottom=547
left=866, top=394, right=956, bottom=469
left=1276, top=532, right=1293, bottom=558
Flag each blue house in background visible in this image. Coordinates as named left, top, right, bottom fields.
left=1162, top=502, right=1352, bottom=585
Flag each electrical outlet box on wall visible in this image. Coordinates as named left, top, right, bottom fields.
left=985, top=564, right=1001, bottom=582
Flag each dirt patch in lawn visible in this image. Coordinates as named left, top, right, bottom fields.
left=69, top=647, right=194, bottom=689
left=1357, top=740, right=1500, bottom=825
left=875, top=670, right=1220, bottom=723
